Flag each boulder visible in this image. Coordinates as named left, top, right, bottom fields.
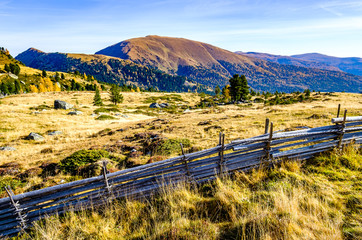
left=67, top=111, right=83, bottom=115
left=26, top=132, right=44, bottom=141
left=54, top=100, right=73, bottom=110
left=159, top=103, right=170, bottom=108
left=0, top=146, right=16, bottom=151
left=149, top=103, right=161, bottom=108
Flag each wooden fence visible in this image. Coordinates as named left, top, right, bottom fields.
left=1, top=111, right=361, bottom=237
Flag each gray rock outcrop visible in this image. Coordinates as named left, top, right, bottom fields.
left=54, top=100, right=73, bottom=110
left=26, top=132, right=44, bottom=141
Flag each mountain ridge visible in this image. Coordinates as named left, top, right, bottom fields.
left=15, top=36, right=362, bottom=93
left=95, top=35, right=362, bottom=92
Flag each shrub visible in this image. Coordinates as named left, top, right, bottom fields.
left=156, top=138, right=191, bottom=155
left=96, top=115, right=117, bottom=120
left=94, top=107, right=119, bottom=114
left=59, top=150, right=110, bottom=175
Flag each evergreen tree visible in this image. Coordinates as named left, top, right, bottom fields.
left=93, top=87, right=103, bottom=106
left=14, top=80, right=21, bottom=94
left=61, top=73, right=65, bottom=79
left=229, top=74, right=249, bottom=102
left=55, top=72, right=60, bottom=81
left=109, top=84, right=123, bottom=105
left=215, top=85, right=221, bottom=96
left=42, top=70, right=47, bottom=77
left=4, top=64, right=10, bottom=72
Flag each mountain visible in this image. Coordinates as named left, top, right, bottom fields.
left=15, top=48, right=210, bottom=93
left=291, top=53, right=362, bottom=76
left=96, top=35, right=362, bottom=93
left=236, top=52, right=341, bottom=72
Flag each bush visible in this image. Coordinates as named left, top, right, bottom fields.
left=94, top=107, right=120, bottom=114
left=59, top=150, right=110, bottom=175
left=96, top=115, right=117, bottom=120
left=156, top=138, right=191, bottom=155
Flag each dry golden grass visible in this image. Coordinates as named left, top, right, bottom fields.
left=0, top=91, right=361, bottom=170
left=18, top=145, right=361, bottom=240
left=1, top=91, right=361, bottom=239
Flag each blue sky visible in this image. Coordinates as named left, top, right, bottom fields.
left=1, top=0, right=362, bottom=58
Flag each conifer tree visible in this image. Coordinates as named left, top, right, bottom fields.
left=229, top=74, right=249, bottom=102
left=110, top=84, right=123, bottom=105
left=93, top=87, right=103, bottom=106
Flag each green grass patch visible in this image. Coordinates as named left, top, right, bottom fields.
left=144, top=94, right=184, bottom=103
left=59, top=150, right=110, bottom=175
left=156, top=138, right=192, bottom=155
left=29, top=104, right=52, bottom=111
left=96, top=114, right=117, bottom=120
left=94, top=107, right=120, bottom=114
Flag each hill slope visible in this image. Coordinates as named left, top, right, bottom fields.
left=291, top=53, right=362, bottom=76
left=95, top=35, right=362, bottom=93
left=16, top=48, right=210, bottom=92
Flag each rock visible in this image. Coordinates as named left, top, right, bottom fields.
left=26, top=132, right=44, bottom=141
left=0, top=94, right=5, bottom=99
left=54, top=100, right=73, bottom=110
left=121, top=114, right=129, bottom=118
left=159, top=103, right=170, bottom=108
left=0, top=146, right=16, bottom=151
left=91, top=113, right=97, bottom=117
left=8, top=73, right=18, bottom=79
left=47, top=131, right=63, bottom=136
left=183, top=109, right=191, bottom=113
left=149, top=103, right=161, bottom=108
left=32, top=111, right=41, bottom=115
left=67, top=111, right=83, bottom=115
left=198, top=120, right=212, bottom=126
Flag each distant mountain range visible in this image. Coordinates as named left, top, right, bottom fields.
left=237, top=52, right=362, bottom=76
left=16, top=35, right=362, bottom=93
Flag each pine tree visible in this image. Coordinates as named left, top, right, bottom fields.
left=42, top=70, right=47, bottom=77
left=229, top=74, right=249, bottom=102
left=93, top=87, right=103, bottom=106
left=110, top=85, right=123, bottom=105
left=14, top=80, right=21, bottom=94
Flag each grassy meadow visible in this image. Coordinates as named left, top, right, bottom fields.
left=0, top=90, right=361, bottom=239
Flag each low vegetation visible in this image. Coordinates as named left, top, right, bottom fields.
left=15, top=145, right=362, bottom=240
left=0, top=88, right=360, bottom=239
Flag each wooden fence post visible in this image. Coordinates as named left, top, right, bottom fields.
left=336, top=104, right=341, bottom=118
left=265, top=122, right=273, bottom=161
left=102, top=161, right=112, bottom=194
left=265, top=118, right=270, bottom=134
left=337, top=110, right=347, bottom=149
left=218, top=133, right=225, bottom=176
left=180, top=143, right=191, bottom=177
left=5, top=186, right=27, bottom=230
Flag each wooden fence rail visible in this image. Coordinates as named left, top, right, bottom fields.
left=1, top=113, right=361, bottom=237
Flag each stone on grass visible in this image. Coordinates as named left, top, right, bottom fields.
left=149, top=103, right=161, bottom=108
left=47, top=131, right=63, bottom=136
left=68, top=111, right=83, bottom=115
left=26, top=132, right=44, bottom=141
left=54, top=100, right=73, bottom=110
left=0, top=146, right=16, bottom=151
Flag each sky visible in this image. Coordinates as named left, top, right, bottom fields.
left=1, top=0, right=362, bottom=58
